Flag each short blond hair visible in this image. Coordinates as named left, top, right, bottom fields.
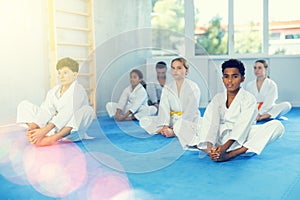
left=56, top=57, right=79, bottom=72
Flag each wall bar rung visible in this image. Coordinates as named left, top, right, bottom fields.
left=57, top=42, right=90, bottom=47
left=56, top=8, right=89, bottom=17
left=56, top=25, right=89, bottom=32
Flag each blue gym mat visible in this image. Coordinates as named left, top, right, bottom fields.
left=0, top=108, right=300, bottom=199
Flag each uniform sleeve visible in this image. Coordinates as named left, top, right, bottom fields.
left=182, top=81, right=201, bottom=122
left=34, top=88, right=57, bottom=127
left=244, top=82, right=250, bottom=92
left=199, top=95, right=222, bottom=145
left=117, top=87, right=130, bottom=111
left=146, top=83, right=158, bottom=104
left=229, top=94, right=258, bottom=145
left=259, top=80, right=278, bottom=115
left=50, top=103, right=73, bottom=130
left=128, top=86, right=148, bottom=114
left=50, top=83, right=88, bottom=130
left=244, top=81, right=256, bottom=97
left=156, top=86, right=171, bottom=126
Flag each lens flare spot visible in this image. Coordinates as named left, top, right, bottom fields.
left=87, top=172, right=131, bottom=200
left=23, top=143, right=87, bottom=198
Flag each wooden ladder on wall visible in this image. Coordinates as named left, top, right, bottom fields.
left=48, top=0, right=96, bottom=116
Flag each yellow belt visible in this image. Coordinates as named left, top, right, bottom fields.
left=170, top=111, right=183, bottom=116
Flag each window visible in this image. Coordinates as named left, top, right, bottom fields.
left=153, top=0, right=300, bottom=56
left=233, top=0, right=263, bottom=54
left=269, top=0, right=300, bottom=55
left=151, top=0, right=185, bottom=56
left=285, top=34, right=300, bottom=39
left=270, top=32, right=281, bottom=40
left=194, top=0, right=228, bottom=55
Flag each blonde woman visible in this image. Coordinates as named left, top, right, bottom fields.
left=140, top=57, right=201, bottom=149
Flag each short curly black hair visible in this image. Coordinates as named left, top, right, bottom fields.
left=221, top=59, right=245, bottom=77
left=56, top=57, right=79, bottom=72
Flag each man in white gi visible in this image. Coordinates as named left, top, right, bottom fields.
left=194, top=59, right=285, bottom=162
left=146, top=61, right=168, bottom=110
left=17, top=57, right=94, bottom=146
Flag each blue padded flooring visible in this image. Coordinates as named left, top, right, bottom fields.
left=0, top=108, right=300, bottom=200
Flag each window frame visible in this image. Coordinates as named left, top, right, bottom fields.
left=191, top=0, right=270, bottom=57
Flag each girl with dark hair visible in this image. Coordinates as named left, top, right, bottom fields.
left=106, top=69, right=157, bottom=121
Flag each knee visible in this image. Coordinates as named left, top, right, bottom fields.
left=106, top=102, right=113, bottom=110
left=74, top=105, right=94, bottom=124
left=139, top=117, right=150, bottom=129
left=80, top=105, right=94, bottom=116
left=286, top=102, right=292, bottom=111
left=149, top=106, right=157, bottom=115
left=271, top=120, right=285, bottom=137
left=173, top=118, right=185, bottom=135
left=17, top=100, right=30, bottom=111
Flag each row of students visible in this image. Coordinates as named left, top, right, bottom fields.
left=142, top=58, right=287, bottom=161
left=16, top=57, right=291, bottom=162
left=107, top=58, right=292, bottom=124
left=104, top=57, right=289, bottom=162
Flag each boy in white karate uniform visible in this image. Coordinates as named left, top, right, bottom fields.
left=245, top=59, right=292, bottom=121
left=17, top=57, right=94, bottom=146
left=195, top=59, right=285, bottom=162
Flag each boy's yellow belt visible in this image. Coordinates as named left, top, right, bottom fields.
left=170, top=111, right=183, bottom=116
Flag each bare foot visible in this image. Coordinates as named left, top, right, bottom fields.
left=214, top=150, right=232, bottom=162
left=199, top=142, right=213, bottom=154
left=25, top=130, right=35, bottom=144
left=161, top=127, right=175, bottom=137
left=34, top=135, right=57, bottom=146
left=208, top=146, right=220, bottom=160
left=208, top=146, right=230, bottom=162
left=210, top=146, right=248, bottom=162
left=27, top=122, right=39, bottom=131
left=124, top=115, right=136, bottom=121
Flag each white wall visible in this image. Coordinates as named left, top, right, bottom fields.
left=0, top=0, right=49, bottom=125
left=93, top=0, right=152, bottom=116
left=268, top=56, right=300, bottom=105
